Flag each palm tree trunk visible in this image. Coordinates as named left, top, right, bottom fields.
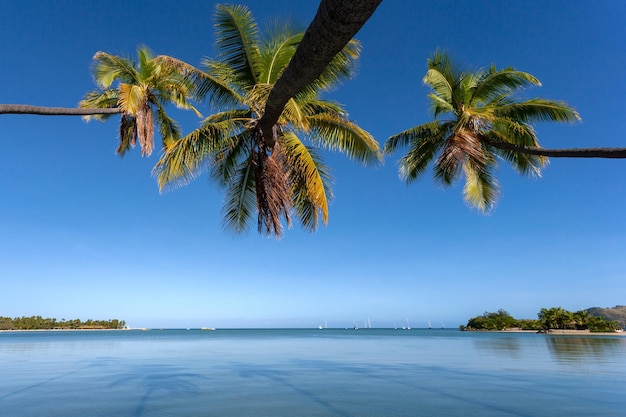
left=0, top=104, right=122, bottom=116
left=484, top=137, right=626, bottom=158
left=258, top=0, right=382, bottom=147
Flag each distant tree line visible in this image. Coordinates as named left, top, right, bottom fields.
left=0, top=316, right=126, bottom=330
left=460, top=307, right=621, bottom=333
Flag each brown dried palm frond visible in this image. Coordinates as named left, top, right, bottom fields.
left=136, top=104, right=154, bottom=156
left=434, top=129, right=487, bottom=185
left=253, top=140, right=292, bottom=237
left=117, top=114, right=137, bottom=156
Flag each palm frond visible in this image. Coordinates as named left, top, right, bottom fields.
left=154, top=103, right=182, bottom=149
left=79, top=89, right=119, bottom=121
left=495, top=98, right=581, bottom=124
left=280, top=97, right=308, bottom=130
left=92, top=51, right=139, bottom=87
left=424, top=50, right=460, bottom=104
left=259, top=24, right=302, bottom=84
left=117, top=114, right=137, bottom=156
left=223, top=156, right=257, bottom=234
left=156, top=55, right=244, bottom=109
left=307, top=113, right=382, bottom=166
left=245, top=83, right=272, bottom=116
left=489, top=118, right=538, bottom=147
left=210, top=130, right=252, bottom=187
left=471, top=67, right=541, bottom=104
left=117, top=83, right=145, bottom=115
left=385, top=121, right=450, bottom=182
left=214, top=4, right=262, bottom=89
left=426, top=92, right=455, bottom=118
left=136, top=46, right=156, bottom=80
left=462, top=159, right=499, bottom=212
left=154, top=120, right=240, bottom=190
left=280, top=131, right=332, bottom=229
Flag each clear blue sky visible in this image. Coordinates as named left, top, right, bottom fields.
left=1, top=1, right=624, bottom=328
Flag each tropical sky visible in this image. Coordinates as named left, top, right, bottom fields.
left=1, top=0, right=624, bottom=329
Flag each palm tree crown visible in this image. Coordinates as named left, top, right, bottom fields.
left=154, top=4, right=381, bottom=237
left=80, top=47, right=200, bottom=157
left=384, top=50, right=580, bottom=211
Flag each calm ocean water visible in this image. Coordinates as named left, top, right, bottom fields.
left=1, top=329, right=624, bottom=417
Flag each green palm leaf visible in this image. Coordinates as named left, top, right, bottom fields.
left=154, top=116, right=247, bottom=190
left=385, top=121, right=451, bottom=182
left=223, top=156, right=257, bottom=234
left=280, top=131, right=332, bottom=229
left=462, top=159, right=499, bottom=212
left=156, top=55, right=244, bottom=110
left=495, top=98, right=581, bottom=123
left=307, top=112, right=381, bottom=166
left=259, top=25, right=302, bottom=85
left=471, top=67, right=540, bottom=104
left=214, top=4, right=262, bottom=89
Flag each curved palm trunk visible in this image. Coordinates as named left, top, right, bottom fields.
left=258, top=0, right=382, bottom=147
left=483, top=138, right=626, bottom=158
left=0, top=104, right=122, bottom=116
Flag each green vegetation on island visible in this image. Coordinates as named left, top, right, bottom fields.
left=0, top=316, right=126, bottom=330
left=461, top=307, right=622, bottom=333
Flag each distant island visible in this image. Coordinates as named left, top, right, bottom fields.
left=460, top=306, right=625, bottom=333
left=0, top=316, right=126, bottom=330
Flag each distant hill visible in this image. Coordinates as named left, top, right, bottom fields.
left=586, top=305, right=626, bottom=328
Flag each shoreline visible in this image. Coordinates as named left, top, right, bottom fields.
left=0, top=328, right=130, bottom=333
left=470, top=328, right=626, bottom=336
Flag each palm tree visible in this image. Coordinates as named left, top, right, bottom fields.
left=538, top=307, right=559, bottom=329
left=154, top=4, right=381, bottom=238
left=79, top=47, right=200, bottom=157
left=384, top=50, right=582, bottom=211
left=573, top=310, right=589, bottom=330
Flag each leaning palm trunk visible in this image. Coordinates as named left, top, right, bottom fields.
left=258, top=0, right=382, bottom=147
left=0, top=104, right=122, bottom=116
left=482, top=138, right=626, bottom=158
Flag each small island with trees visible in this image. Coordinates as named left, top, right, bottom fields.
left=0, top=316, right=126, bottom=331
left=460, top=306, right=625, bottom=333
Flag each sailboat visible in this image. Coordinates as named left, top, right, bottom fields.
left=406, top=319, right=411, bottom=330
left=428, top=320, right=432, bottom=330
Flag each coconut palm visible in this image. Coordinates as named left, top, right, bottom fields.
left=384, top=50, right=581, bottom=212
left=79, top=47, right=200, bottom=157
left=154, top=4, right=381, bottom=238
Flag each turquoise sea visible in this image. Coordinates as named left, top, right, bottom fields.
left=1, top=329, right=625, bottom=417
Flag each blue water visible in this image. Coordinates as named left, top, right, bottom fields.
left=1, top=329, right=625, bottom=417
